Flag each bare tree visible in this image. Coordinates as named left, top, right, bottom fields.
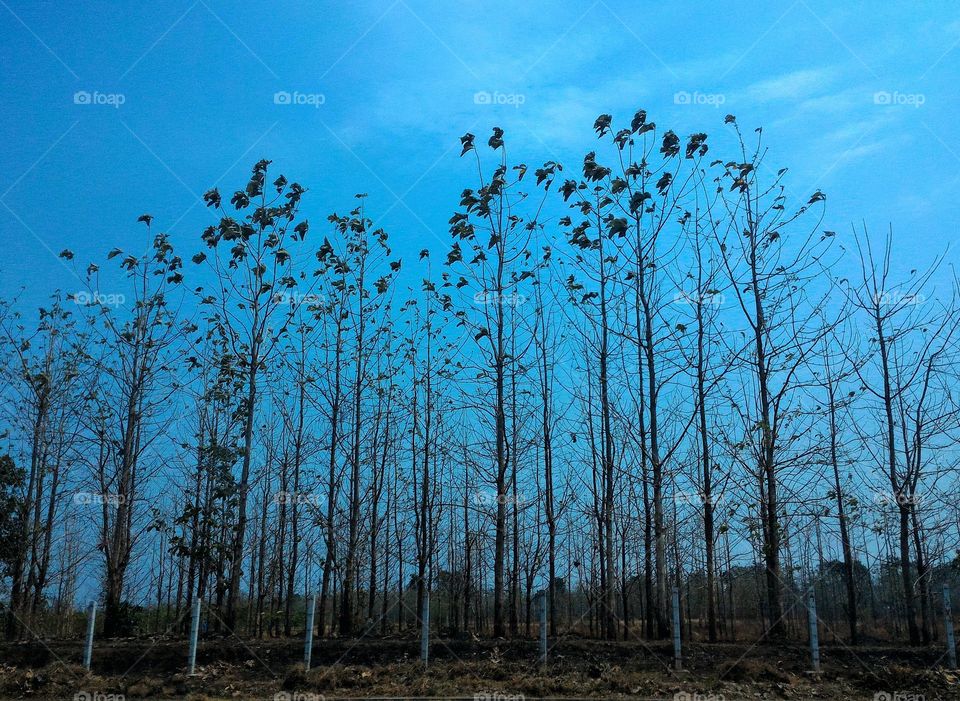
left=195, top=161, right=312, bottom=630
left=80, top=220, right=186, bottom=636
left=845, top=228, right=959, bottom=644
left=714, top=119, right=832, bottom=638
left=447, top=128, right=556, bottom=636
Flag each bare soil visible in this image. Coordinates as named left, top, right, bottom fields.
left=0, top=636, right=956, bottom=700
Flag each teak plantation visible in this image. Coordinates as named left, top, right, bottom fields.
left=1, top=112, right=958, bottom=699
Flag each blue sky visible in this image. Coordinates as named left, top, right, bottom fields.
left=1, top=0, right=959, bottom=310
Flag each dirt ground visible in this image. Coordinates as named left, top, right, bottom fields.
left=0, top=636, right=956, bottom=700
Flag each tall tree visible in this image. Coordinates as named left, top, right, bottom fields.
left=195, top=161, right=312, bottom=630
left=80, top=219, right=186, bottom=636
left=447, top=128, right=557, bottom=636
left=845, top=229, right=959, bottom=644
left=714, top=119, right=833, bottom=638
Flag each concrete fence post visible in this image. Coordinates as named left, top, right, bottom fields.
left=807, top=590, right=821, bottom=673
left=421, top=584, right=430, bottom=667
left=83, top=601, right=97, bottom=670
left=945, top=584, right=957, bottom=670
left=187, top=597, right=201, bottom=675
left=304, top=593, right=317, bottom=671
left=672, top=586, right=682, bottom=671
left=539, top=592, right=548, bottom=665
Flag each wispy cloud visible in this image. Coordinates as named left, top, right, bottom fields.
left=737, top=67, right=842, bottom=104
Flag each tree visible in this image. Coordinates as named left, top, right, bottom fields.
left=845, top=229, right=959, bottom=644
left=447, top=128, right=557, bottom=636
left=0, top=454, right=25, bottom=607
left=77, top=218, right=186, bottom=636
left=0, top=296, right=85, bottom=637
left=812, top=320, right=860, bottom=643
left=714, top=118, right=833, bottom=638
left=329, top=198, right=396, bottom=636
left=195, top=161, right=312, bottom=630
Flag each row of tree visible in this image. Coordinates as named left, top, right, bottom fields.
left=1, top=111, right=958, bottom=646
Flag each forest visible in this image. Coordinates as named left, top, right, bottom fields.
left=1, top=109, right=958, bottom=667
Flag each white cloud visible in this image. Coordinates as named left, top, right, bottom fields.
left=737, top=67, right=842, bottom=103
